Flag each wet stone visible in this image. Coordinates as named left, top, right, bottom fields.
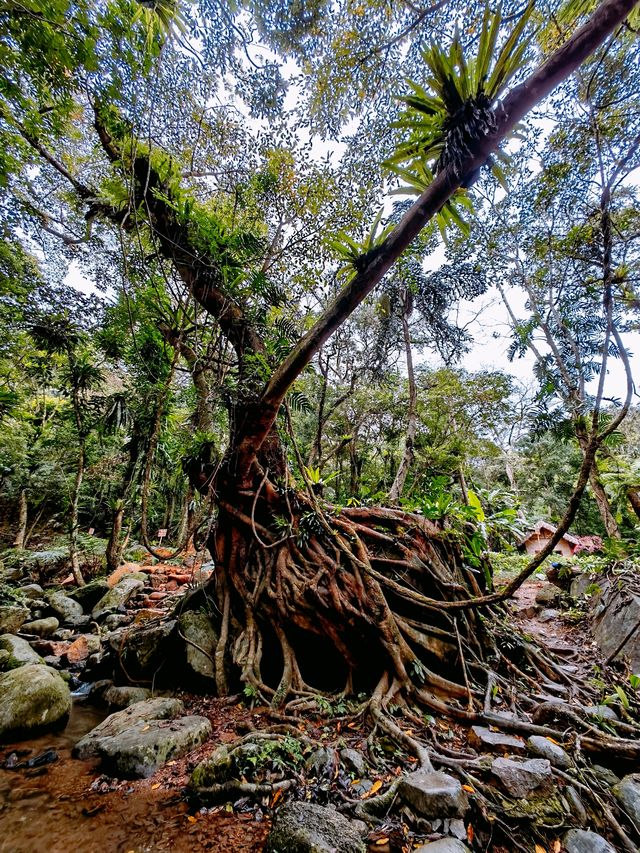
left=527, top=735, right=571, bottom=769
left=21, top=617, right=60, bottom=637
left=92, top=577, right=145, bottom=620
left=583, top=705, right=619, bottom=721
left=565, top=786, right=588, bottom=825
left=0, top=605, right=29, bottom=634
left=612, top=774, right=640, bottom=828
left=340, top=747, right=368, bottom=777
left=491, top=757, right=553, bottom=798
left=103, top=685, right=152, bottom=708
left=413, top=841, right=470, bottom=853
left=563, top=829, right=617, bottom=853
left=0, top=664, right=71, bottom=739
left=264, top=801, right=366, bottom=853
left=306, top=746, right=336, bottom=778
left=0, top=633, right=43, bottom=668
left=468, top=726, right=526, bottom=754
left=19, top=584, right=44, bottom=600
left=46, top=591, right=85, bottom=626
left=535, top=584, right=562, bottom=606
left=398, top=771, right=468, bottom=819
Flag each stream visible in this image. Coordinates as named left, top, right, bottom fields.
left=0, top=699, right=267, bottom=853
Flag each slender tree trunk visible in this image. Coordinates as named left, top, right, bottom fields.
left=389, top=292, right=417, bottom=502
left=24, top=504, right=45, bottom=548
left=69, top=443, right=86, bottom=586
left=576, top=430, right=621, bottom=538
left=13, top=488, right=28, bottom=549
left=627, top=487, right=640, bottom=522
left=105, top=500, right=125, bottom=573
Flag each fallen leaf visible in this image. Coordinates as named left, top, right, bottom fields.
left=553, top=842, right=561, bottom=852
left=151, top=783, right=161, bottom=790
left=362, top=779, right=383, bottom=798
left=534, top=845, right=546, bottom=853
left=467, top=824, right=474, bottom=844
left=462, top=784, right=475, bottom=793
left=141, top=725, right=150, bottom=732
left=351, top=778, right=362, bottom=786
left=187, top=815, right=197, bottom=823
left=167, top=760, right=176, bottom=766
left=546, top=737, right=561, bottom=745
left=270, top=788, right=284, bottom=808
left=375, top=838, right=389, bottom=846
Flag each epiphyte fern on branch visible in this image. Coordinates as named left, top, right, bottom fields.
left=326, top=209, right=394, bottom=279
left=385, top=1, right=534, bottom=189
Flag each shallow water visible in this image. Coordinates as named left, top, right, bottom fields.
left=0, top=701, right=268, bottom=853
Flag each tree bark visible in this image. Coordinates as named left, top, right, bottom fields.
left=105, top=500, right=125, bottom=574
left=389, top=291, right=417, bottom=502
left=13, top=488, right=27, bottom=549
left=69, top=442, right=85, bottom=586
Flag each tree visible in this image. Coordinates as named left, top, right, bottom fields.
left=1, top=0, right=638, bottom=731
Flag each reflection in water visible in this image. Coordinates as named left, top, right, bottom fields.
left=0, top=700, right=268, bottom=853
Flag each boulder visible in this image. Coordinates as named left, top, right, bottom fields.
left=264, top=801, right=366, bottom=853
left=118, top=619, right=176, bottom=676
left=96, top=715, right=211, bottom=778
left=46, top=591, right=85, bottom=626
left=67, top=579, right=110, bottom=612
left=19, top=584, right=44, bottom=600
left=591, top=576, right=640, bottom=670
left=0, top=633, right=43, bottom=668
left=190, top=744, right=233, bottom=787
left=398, top=771, right=468, bottom=819
left=491, top=757, right=552, bottom=799
left=414, top=841, right=470, bottom=853
left=468, top=726, right=526, bottom=754
left=92, top=577, right=145, bottom=620
left=103, top=685, right=152, bottom=708
left=306, top=746, right=336, bottom=778
left=535, top=584, right=561, bottom=606
left=563, top=829, right=616, bottom=853
left=21, top=617, right=59, bottom=637
left=178, top=611, right=217, bottom=682
left=0, top=605, right=29, bottom=634
left=527, top=735, right=571, bottom=769
left=0, top=664, right=71, bottom=739
left=73, top=696, right=184, bottom=759
left=612, top=774, right=640, bottom=828
left=340, top=748, right=368, bottom=777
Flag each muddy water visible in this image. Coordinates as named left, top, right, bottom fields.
left=0, top=701, right=268, bottom=853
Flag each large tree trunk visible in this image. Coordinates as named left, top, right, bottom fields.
left=13, top=488, right=27, bottom=549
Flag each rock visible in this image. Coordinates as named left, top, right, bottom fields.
left=19, top=584, right=44, bottom=600
left=104, top=613, right=133, bottom=630
left=448, top=819, right=466, bottom=840
left=20, top=617, right=60, bottom=637
left=191, top=744, right=233, bottom=787
left=103, top=685, right=152, bottom=708
left=468, top=726, right=526, bottom=754
left=118, top=619, right=176, bottom=676
left=592, top=765, right=621, bottom=787
left=565, top=786, right=588, bottom=825
left=535, top=584, right=561, bottom=606
left=67, top=579, right=110, bottom=612
left=413, top=841, right=470, bottom=853
left=538, top=608, right=560, bottom=622
left=0, top=664, right=71, bottom=739
left=96, top=715, right=211, bottom=778
left=340, top=748, right=368, bottom=776
left=66, top=635, right=101, bottom=664
left=178, top=611, right=217, bottom=682
left=264, top=801, right=366, bottom=853
left=0, top=605, right=29, bottom=634
left=46, top=591, right=85, bottom=626
left=92, top=577, right=145, bottom=620
left=563, top=829, right=616, bottom=853
left=73, top=697, right=184, bottom=759
left=569, top=573, right=600, bottom=600
left=398, top=771, right=468, bottom=819
left=583, top=704, right=618, bottom=721
left=527, top=735, right=571, bottom=769
left=306, top=746, right=336, bottom=778
left=612, top=774, right=640, bottom=828
left=491, top=757, right=552, bottom=798
left=591, top=575, right=640, bottom=670
left=0, top=634, right=44, bottom=668
left=43, top=655, right=62, bottom=669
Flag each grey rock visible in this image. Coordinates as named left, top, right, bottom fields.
left=265, top=801, right=366, bottom=853
left=592, top=576, right=640, bottom=670
left=43, top=655, right=62, bottom=668
left=565, top=786, right=588, bottom=825
left=0, top=664, right=71, bottom=738
left=563, top=829, right=616, bottom=853
left=448, top=819, right=467, bottom=840
left=104, top=613, right=133, bottom=630
left=178, top=611, right=217, bottom=681
left=118, top=619, right=176, bottom=675
left=19, top=584, right=44, bottom=600
left=413, top=842, right=470, bottom=853
left=73, top=696, right=184, bottom=759
left=96, top=715, right=211, bottom=778
left=306, top=746, right=336, bottom=778
left=535, top=584, right=561, bottom=606
left=613, top=774, right=640, bottom=828
left=538, top=608, right=560, bottom=622
left=46, top=591, right=85, bottom=626
left=468, top=726, right=526, bottom=754
left=398, top=771, right=468, bottom=819
left=67, top=579, right=110, bottom=612
left=527, top=735, right=571, bottom=769
left=0, top=605, right=29, bottom=634
left=491, top=757, right=552, bottom=799
left=583, top=704, right=619, bottom=721
left=340, top=748, right=368, bottom=776
left=92, top=577, right=145, bottom=620
left=21, top=617, right=60, bottom=637
left=0, top=649, right=9, bottom=669
left=0, top=633, right=43, bottom=668
left=570, top=574, right=601, bottom=600
left=103, top=685, right=152, bottom=708
left=592, top=765, right=620, bottom=787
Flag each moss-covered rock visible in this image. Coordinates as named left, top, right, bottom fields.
left=178, top=611, right=218, bottom=683
left=0, top=633, right=44, bottom=668
left=0, top=605, right=29, bottom=633
left=0, top=664, right=71, bottom=740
